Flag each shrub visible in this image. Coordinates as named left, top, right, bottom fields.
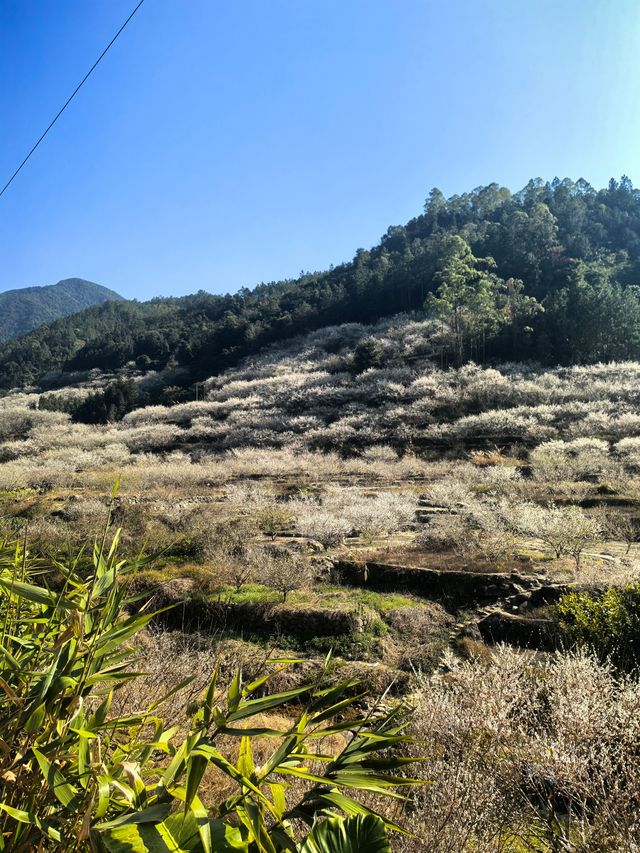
left=406, top=648, right=640, bottom=851
left=322, top=488, right=416, bottom=543
left=556, top=581, right=640, bottom=671
left=262, top=547, right=313, bottom=601
left=530, top=438, right=617, bottom=482
left=184, top=513, right=259, bottom=563
left=606, top=511, right=640, bottom=554
left=424, top=480, right=475, bottom=508
left=295, top=504, right=353, bottom=547
left=418, top=492, right=515, bottom=561
left=352, top=337, right=385, bottom=373
left=478, top=464, right=522, bottom=491
left=254, top=504, right=294, bottom=539
left=417, top=513, right=475, bottom=557
left=515, top=502, right=602, bottom=567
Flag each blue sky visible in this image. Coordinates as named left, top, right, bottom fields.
left=1, top=0, right=640, bottom=300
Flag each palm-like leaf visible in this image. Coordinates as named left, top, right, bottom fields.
left=297, top=814, right=390, bottom=853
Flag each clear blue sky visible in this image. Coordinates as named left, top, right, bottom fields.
left=1, top=0, right=640, bottom=300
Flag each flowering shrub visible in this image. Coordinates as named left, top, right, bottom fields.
left=406, top=648, right=640, bottom=851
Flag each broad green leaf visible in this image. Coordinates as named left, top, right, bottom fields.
left=191, top=744, right=277, bottom=818
left=297, top=814, right=390, bottom=853
left=303, top=791, right=407, bottom=836
left=0, top=576, right=75, bottom=609
left=236, top=802, right=276, bottom=853
left=227, top=685, right=310, bottom=722
left=96, top=811, right=246, bottom=853
left=148, top=677, right=196, bottom=713
left=0, top=802, right=62, bottom=843
left=242, top=661, right=302, bottom=696
left=0, top=641, right=21, bottom=669
left=160, top=741, right=188, bottom=791
left=307, top=679, right=361, bottom=714
left=218, top=726, right=287, bottom=738
left=308, top=693, right=368, bottom=726
left=94, top=803, right=173, bottom=831
left=268, top=783, right=287, bottom=819
left=208, top=819, right=247, bottom=851
left=226, top=671, right=241, bottom=714
left=33, top=747, right=81, bottom=810
left=96, top=809, right=202, bottom=853
left=237, top=736, right=254, bottom=778
left=185, top=754, right=208, bottom=811
left=24, top=701, right=46, bottom=733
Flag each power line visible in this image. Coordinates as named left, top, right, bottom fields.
left=0, top=0, right=146, bottom=200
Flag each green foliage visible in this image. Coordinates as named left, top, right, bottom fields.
left=342, top=588, right=419, bottom=615
left=0, top=516, right=423, bottom=851
left=352, top=338, right=384, bottom=373
left=217, top=583, right=282, bottom=605
left=40, top=379, right=146, bottom=424
left=427, top=236, right=537, bottom=364
left=72, top=379, right=145, bottom=424
left=541, top=258, right=640, bottom=363
left=556, top=580, right=640, bottom=670
left=297, top=813, right=390, bottom=852
left=214, top=584, right=417, bottom=615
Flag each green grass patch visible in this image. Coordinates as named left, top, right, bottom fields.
left=515, top=548, right=555, bottom=562
left=133, top=564, right=422, bottom=618
left=327, top=587, right=420, bottom=614
left=0, top=487, right=37, bottom=499
left=210, top=584, right=419, bottom=613
left=215, top=583, right=281, bottom=605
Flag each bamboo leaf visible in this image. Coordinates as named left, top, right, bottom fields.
left=24, top=701, right=46, bottom=733
left=268, top=783, right=287, bottom=819
left=227, top=685, right=310, bottom=723
left=226, top=671, right=241, bottom=714
left=93, top=803, right=173, bottom=831
left=96, top=812, right=246, bottom=853
left=0, top=576, right=75, bottom=609
left=0, top=802, right=62, bottom=843
left=33, top=747, right=81, bottom=810
left=185, top=754, right=208, bottom=812
left=237, top=736, right=254, bottom=778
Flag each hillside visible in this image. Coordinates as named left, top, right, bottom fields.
left=118, top=316, right=640, bottom=455
left=37, top=312, right=640, bottom=455
left=0, top=277, right=122, bottom=342
left=2, top=177, right=640, bottom=396
left=3, top=186, right=640, bottom=853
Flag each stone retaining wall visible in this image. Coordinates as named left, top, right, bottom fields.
left=333, top=560, right=539, bottom=606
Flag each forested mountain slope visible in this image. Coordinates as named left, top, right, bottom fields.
left=0, top=278, right=122, bottom=342
left=3, top=176, right=640, bottom=392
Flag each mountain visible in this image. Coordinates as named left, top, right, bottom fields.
left=0, top=278, right=122, bottom=342
left=2, top=176, right=640, bottom=398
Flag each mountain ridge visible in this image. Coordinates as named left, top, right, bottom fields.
left=0, top=278, right=122, bottom=342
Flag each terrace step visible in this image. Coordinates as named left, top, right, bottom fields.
left=332, top=558, right=543, bottom=606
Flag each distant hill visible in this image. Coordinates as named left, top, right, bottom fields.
left=0, top=278, right=122, bottom=341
